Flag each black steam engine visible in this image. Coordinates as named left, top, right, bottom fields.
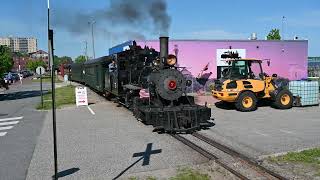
left=71, top=37, right=213, bottom=133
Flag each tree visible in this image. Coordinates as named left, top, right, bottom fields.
left=26, top=59, right=47, bottom=72
left=267, top=29, right=281, bottom=40
left=0, top=45, right=13, bottom=77
left=75, top=55, right=87, bottom=63
left=54, top=55, right=73, bottom=67
left=59, top=56, right=73, bottom=64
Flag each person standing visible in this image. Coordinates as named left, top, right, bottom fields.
left=8, top=72, right=13, bottom=83
left=108, top=60, right=117, bottom=90
left=19, top=73, right=23, bottom=84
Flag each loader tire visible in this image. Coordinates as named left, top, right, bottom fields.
left=273, top=89, right=293, bottom=109
left=235, top=91, right=257, bottom=112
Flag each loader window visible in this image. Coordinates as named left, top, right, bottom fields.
left=230, top=61, right=248, bottom=79
left=248, top=61, right=263, bottom=79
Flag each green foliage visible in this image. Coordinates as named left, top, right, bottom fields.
left=170, top=168, right=210, bottom=180
left=128, top=177, right=139, bottom=180
left=270, top=148, right=320, bottom=177
left=127, top=176, right=156, bottom=180
left=13, top=51, right=28, bottom=57
left=75, top=55, right=87, bottom=64
left=267, top=29, right=281, bottom=40
left=26, top=59, right=47, bottom=72
left=0, top=45, right=13, bottom=77
left=37, top=85, right=75, bottom=110
left=273, top=148, right=320, bottom=164
left=146, top=177, right=157, bottom=180
left=54, top=55, right=73, bottom=67
left=32, top=76, right=62, bottom=83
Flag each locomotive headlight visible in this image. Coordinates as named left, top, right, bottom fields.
left=166, top=54, right=177, bottom=66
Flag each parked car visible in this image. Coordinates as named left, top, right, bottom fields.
left=11, top=73, right=20, bottom=81
left=23, top=70, right=34, bottom=77
left=20, top=71, right=27, bottom=78
left=3, top=73, right=13, bottom=84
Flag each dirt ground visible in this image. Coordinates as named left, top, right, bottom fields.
left=121, top=161, right=239, bottom=180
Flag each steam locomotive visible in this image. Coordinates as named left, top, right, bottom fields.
left=70, top=37, right=213, bottom=133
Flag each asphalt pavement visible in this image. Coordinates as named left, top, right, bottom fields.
left=26, top=88, right=208, bottom=180
left=200, top=101, right=320, bottom=159
left=0, top=78, right=50, bottom=180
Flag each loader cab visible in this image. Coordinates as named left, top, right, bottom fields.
left=223, top=59, right=264, bottom=80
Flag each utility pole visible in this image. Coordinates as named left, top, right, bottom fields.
left=47, top=1, right=58, bottom=179
left=84, top=40, right=88, bottom=61
left=89, top=21, right=96, bottom=59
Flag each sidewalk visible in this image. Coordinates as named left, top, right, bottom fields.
left=26, top=89, right=209, bottom=179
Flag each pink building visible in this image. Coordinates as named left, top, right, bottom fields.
left=136, top=40, right=308, bottom=80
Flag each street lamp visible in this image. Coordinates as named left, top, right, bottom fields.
left=88, top=21, right=96, bottom=59
left=281, top=16, right=286, bottom=40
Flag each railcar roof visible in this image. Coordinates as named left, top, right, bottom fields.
left=84, top=56, right=111, bottom=65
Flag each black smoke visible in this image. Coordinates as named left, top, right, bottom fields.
left=52, top=0, right=171, bottom=40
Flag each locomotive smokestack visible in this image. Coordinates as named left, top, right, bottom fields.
left=160, top=36, right=169, bottom=61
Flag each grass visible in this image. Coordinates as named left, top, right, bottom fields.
left=36, top=85, right=75, bottom=110
left=128, top=177, right=138, bottom=180
left=32, top=76, right=63, bottom=83
left=128, top=177, right=157, bottom=180
left=127, top=168, right=209, bottom=180
left=269, top=148, right=320, bottom=176
left=170, top=168, right=210, bottom=180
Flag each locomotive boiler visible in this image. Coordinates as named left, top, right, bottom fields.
left=70, top=37, right=213, bottom=133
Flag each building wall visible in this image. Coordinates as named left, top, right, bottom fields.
left=0, top=37, right=37, bottom=53
left=27, top=38, right=37, bottom=53
left=109, top=40, right=133, bottom=55
left=12, top=56, right=28, bottom=72
left=308, top=57, right=320, bottom=67
left=0, top=37, right=10, bottom=46
left=137, top=40, right=308, bottom=80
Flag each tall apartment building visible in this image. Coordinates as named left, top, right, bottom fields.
left=0, top=37, right=37, bottom=53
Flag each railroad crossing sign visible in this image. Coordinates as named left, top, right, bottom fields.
left=75, top=86, right=88, bottom=106
left=36, top=66, right=46, bottom=75
left=132, top=143, right=162, bottom=166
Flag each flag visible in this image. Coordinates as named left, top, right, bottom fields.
left=139, top=89, right=150, bottom=98
left=202, top=62, right=209, bottom=71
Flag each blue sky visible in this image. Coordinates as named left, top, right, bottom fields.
left=1, top=0, right=319, bottom=59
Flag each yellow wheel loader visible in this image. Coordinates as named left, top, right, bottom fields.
left=212, top=52, right=293, bottom=112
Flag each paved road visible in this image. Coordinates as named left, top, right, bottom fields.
left=200, top=102, right=320, bottom=159
left=0, top=78, right=50, bottom=180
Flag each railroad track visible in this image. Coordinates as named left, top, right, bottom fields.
left=171, top=133, right=288, bottom=180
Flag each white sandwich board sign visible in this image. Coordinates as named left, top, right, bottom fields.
left=75, top=86, right=88, bottom=106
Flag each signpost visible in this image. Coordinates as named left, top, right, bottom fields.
left=75, top=86, right=88, bottom=106
left=36, top=66, right=45, bottom=109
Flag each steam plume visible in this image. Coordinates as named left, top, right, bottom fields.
left=52, top=0, right=171, bottom=40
